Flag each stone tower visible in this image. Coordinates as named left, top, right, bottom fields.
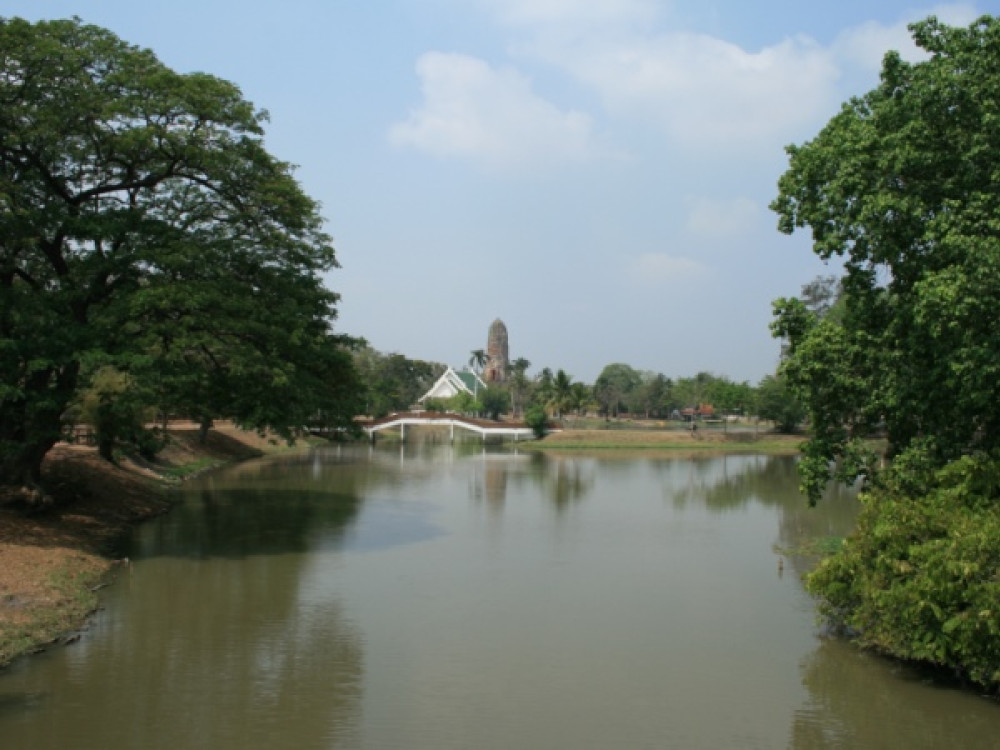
left=484, top=318, right=509, bottom=383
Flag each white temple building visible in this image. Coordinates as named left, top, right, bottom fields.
left=418, top=366, right=487, bottom=404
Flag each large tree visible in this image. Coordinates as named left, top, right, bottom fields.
left=771, top=15, right=1000, bottom=690
left=0, top=18, right=359, bottom=490
left=593, top=363, right=642, bottom=418
left=771, top=15, right=1000, bottom=503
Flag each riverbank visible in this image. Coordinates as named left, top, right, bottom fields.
left=0, top=424, right=293, bottom=667
left=523, top=427, right=804, bottom=453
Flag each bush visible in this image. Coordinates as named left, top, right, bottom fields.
left=422, top=398, right=448, bottom=413
left=524, top=406, right=548, bottom=439
left=808, top=447, right=1000, bottom=692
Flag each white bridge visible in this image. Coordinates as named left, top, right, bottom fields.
left=362, top=412, right=537, bottom=442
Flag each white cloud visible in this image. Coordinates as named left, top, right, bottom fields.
left=388, top=52, right=603, bottom=170
left=524, top=32, right=840, bottom=150
left=479, top=2, right=982, bottom=153
left=685, top=197, right=762, bottom=239
left=832, top=4, right=980, bottom=70
left=628, top=253, right=708, bottom=286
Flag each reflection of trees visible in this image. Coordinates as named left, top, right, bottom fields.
left=465, top=453, right=595, bottom=514
left=670, top=454, right=799, bottom=513
left=128, top=487, right=362, bottom=559
left=127, top=452, right=372, bottom=560
left=0, top=449, right=374, bottom=749
left=1, top=551, right=364, bottom=750
left=483, top=461, right=508, bottom=507
left=129, top=444, right=481, bottom=560
left=666, top=455, right=860, bottom=577
left=525, top=454, right=593, bottom=511
left=0, top=449, right=373, bottom=749
left=790, top=637, right=1000, bottom=749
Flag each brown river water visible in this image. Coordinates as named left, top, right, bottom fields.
left=1, top=443, right=998, bottom=749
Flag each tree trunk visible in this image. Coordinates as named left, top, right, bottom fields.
left=0, top=363, right=79, bottom=495
left=198, top=416, right=213, bottom=444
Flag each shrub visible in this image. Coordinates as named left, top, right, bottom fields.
left=524, top=406, right=548, bottom=439
left=808, top=447, right=1000, bottom=692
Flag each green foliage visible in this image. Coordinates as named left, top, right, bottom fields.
left=809, top=448, right=1000, bottom=692
left=479, top=386, right=510, bottom=421
left=422, top=398, right=448, bottom=413
left=507, top=357, right=532, bottom=417
left=353, top=348, right=443, bottom=417
left=776, top=15, right=1000, bottom=688
left=447, top=391, right=481, bottom=416
left=0, top=18, right=361, bottom=486
left=524, top=406, right=549, bottom=439
left=755, top=373, right=806, bottom=433
left=772, top=15, right=1000, bottom=502
left=71, top=366, right=164, bottom=461
left=634, top=372, right=672, bottom=418
left=593, top=363, right=642, bottom=417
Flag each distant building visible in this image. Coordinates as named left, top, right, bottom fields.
left=484, top=318, right=509, bottom=383
left=418, top=366, right=487, bottom=404
left=416, top=319, right=509, bottom=404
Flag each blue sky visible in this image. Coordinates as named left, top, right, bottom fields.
left=7, top=1, right=997, bottom=383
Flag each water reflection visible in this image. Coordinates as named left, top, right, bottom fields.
left=463, top=452, right=595, bottom=512
left=4, top=446, right=1000, bottom=750
left=1, top=544, right=364, bottom=750
left=792, top=637, right=1000, bottom=749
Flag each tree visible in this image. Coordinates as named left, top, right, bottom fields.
left=568, top=382, right=592, bottom=416
left=353, top=347, right=442, bottom=417
left=593, top=363, right=642, bottom=418
left=0, top=18, right=359, bottom=491
left=771, top=14, right=1000, bottom=503
left=507, top=357, right=531, bottom=417
left=635, top=373, right=671, bottom=418
left=468, top=349, right=487, bottom=374
left=548, top=369, right=574, bottom=418
left=479, top=386, right=510, bottom=421
left=771, top=15, right=1000, bottom=690
left=755, top=374, right=805, bottom=433
left=524, top=406, right=549, bottom=439
left=71, top=365, right=163, bottom=461
left=798, top=275, right=843, bottom=320
left=532, top=367, right=555, bottom=411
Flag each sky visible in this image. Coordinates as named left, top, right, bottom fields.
left=6, top=1, right=998, bottom=384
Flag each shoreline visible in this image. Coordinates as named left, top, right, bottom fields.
left=0, top=423, right=295, bottom=668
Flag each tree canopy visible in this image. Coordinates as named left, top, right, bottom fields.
left=0, top=18, right=360, bottom=489
left=771, top=14, right=1000, bottom=503
left=772, top=15, right=1000, bottom=691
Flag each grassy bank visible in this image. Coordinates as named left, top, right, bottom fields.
left=0, top=423, right=295, bottom=667
left=520, top=428, right=804, bottom=453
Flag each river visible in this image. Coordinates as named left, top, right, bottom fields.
left=1, top=443, right=998, bottom=749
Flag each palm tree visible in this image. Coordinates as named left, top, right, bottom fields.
left=569, top=382, right=591, bottom=416
left=549, top=369, right=573, bottom=418
left=468, top=349, right=486, bottom=397
left=508, top=357, right=531, bottom=417
left=535, top=367, right=554, bottom=414
left=469, top=349, right=487, bottom=373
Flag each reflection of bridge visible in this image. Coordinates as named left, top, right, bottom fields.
left=361, top=412, right=537, bottom=442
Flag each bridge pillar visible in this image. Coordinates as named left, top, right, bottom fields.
left=450, top=422, right=454, bottom=443
left=401, top=423, right=406, bottom=442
